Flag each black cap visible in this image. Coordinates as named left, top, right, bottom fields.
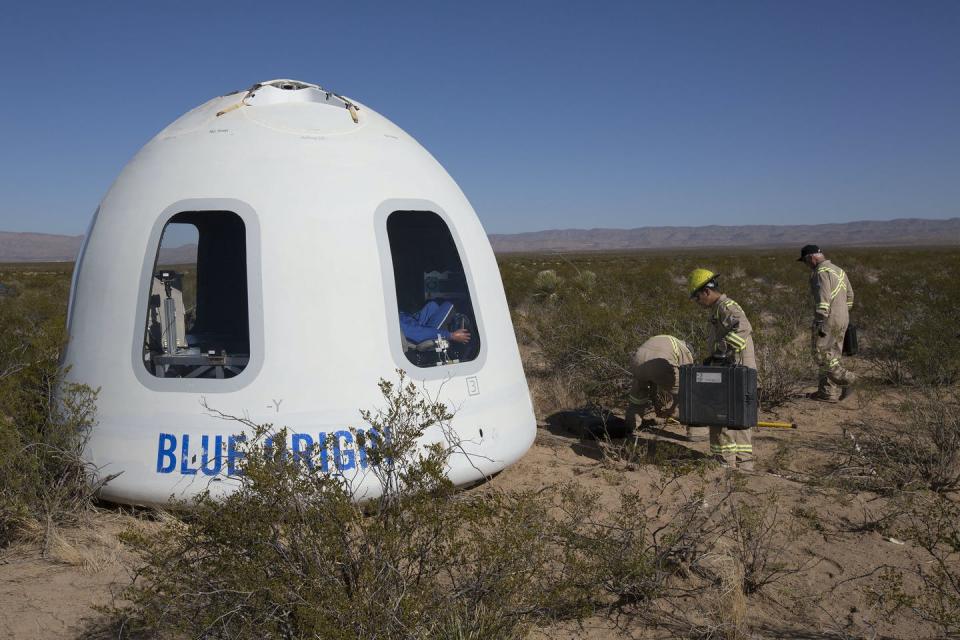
left=797, top=244, right=821, bottom=261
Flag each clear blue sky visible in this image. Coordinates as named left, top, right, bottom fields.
left=1, top=0, right=957, bottom=235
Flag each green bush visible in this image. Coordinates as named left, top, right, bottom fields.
left=851, top=248, right=960, bottom=386
left=500, top=248, right=960, bottom=416
left=113, top=372, right=739, bottom=638
left=0, top=265, right=100, bottom=548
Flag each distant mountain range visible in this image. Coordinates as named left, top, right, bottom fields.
left=488, top=217, right=960, bottom=253
left=0, top=232, right=197, bottom=263
left=1, top=217, right=958, bottom=262
left=0, top=232, right=84, bottom=263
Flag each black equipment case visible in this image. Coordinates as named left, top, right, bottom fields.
left=550, top=407, right=630, bottom=440
left=679, top=365, right=758, bottom=429
left=843, top=324, right=858, bottom=356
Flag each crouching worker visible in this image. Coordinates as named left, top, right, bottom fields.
left=625, top=335, right=706, bottom=440
left=688, top=268, right=756, bottom=471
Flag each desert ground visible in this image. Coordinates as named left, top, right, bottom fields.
left=1, top=247, right=958, bottom=639
left=0, top=389, right=944, bottom=639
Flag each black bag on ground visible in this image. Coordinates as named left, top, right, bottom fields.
left=843, top=324, right=858, bottom=356
left=549, top=407, right=630, bottom=440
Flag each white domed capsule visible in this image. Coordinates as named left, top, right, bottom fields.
left=63, top=79, right=535, bottom=505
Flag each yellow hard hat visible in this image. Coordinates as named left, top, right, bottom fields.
left=687, top=268, right=719, bottom=297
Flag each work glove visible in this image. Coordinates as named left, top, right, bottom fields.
left=813, top=315, right=827, bottom=338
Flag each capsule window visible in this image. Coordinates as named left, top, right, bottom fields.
left=142, top=211, right=250, bottom=379
left=387, top=211, right=481, bottom=367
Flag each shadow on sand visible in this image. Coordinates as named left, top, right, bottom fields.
left=543, top=411, right=709, bottom=465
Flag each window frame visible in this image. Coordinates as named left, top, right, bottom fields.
left=131, top=199, right=263, bottom=393
left=375, top=199, right=487, bottom=378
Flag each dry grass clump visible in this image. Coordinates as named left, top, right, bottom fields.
left=830, top=393, right=960, bottom=495
left=695, top=555, right=749, bottom=640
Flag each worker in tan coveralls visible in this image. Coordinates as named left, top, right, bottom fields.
left=625, top=335, right=706, bottom=441
left=797, top=245, right=856, bottom=401
left=688, top=269, right=756, bottom=471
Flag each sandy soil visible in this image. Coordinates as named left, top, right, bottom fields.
left=509, top=388, right=934, bottom=639
left=0, top=516, right=137, bottom=639
left=0, top=381, right=946, bottom=639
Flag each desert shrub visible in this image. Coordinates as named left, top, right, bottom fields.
left=505, top=251, right=804, bottom=411
left=115, top=374, right=554, bottom=637
left=637, top=478, right=815, bottom=639
left=504, top=254, right=703, bottom=409
left=533, top=268, right=563, bottom=297
left=113, top=372, right=750, bottom=638
left=854, top=248, right=960, bottom=387
left=829, top=394, right=960, bottom=495
left=868, top=494, right=960, bottom=638
left=719, top=493, right=813, bottom=595
left=501, top=248, right=960, bottom=418
left=0, top=265, right=101, bottom=548
left=754, top=323, right=811, bottom=410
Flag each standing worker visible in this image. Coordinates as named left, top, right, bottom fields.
left=797, top=245, right=856, bottom=401
left=687, top=269, right=756, bottom=471
left=625, top=335, right=706, bottom=441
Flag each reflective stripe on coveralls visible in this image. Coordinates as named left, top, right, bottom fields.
left=709, top=427, right=753, bottom=467
left=810, top=260, right=856, bottom=396
left=704, top=296, right=755, bottom=468
left=708, top=295, right=756, bottom=369
left=667, top=335, right=683, bottom=362
left=715, top=300, right=746, bottom=352
left=627, top=335, right=691, bottom=405
left=816, top=265, right=849, bottom=315
left=710, top=442, right=753, bottom=454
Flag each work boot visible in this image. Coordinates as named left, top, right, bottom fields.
left=807, top=390, right=837, bottom=403
left=813, top=374, right=839, bottom=402
left=839, top=385, right=856, bottom=402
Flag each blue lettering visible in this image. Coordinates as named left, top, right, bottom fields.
left=180, top=434, right=197, bottom=475
left=200, top=434, right=223, bottom=477
left=156, top=433, right=176, bottom=473
left=292, top=433, right=314, bottom=469
left=356, top=429, right=368, bottom=469
left=333, top=430, right=355, bottom=471
left=155, top=429, right=384, bottom=477
left=317, top=432, right=330, bottom=473
left=228, top=434, right=246, bottom=476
